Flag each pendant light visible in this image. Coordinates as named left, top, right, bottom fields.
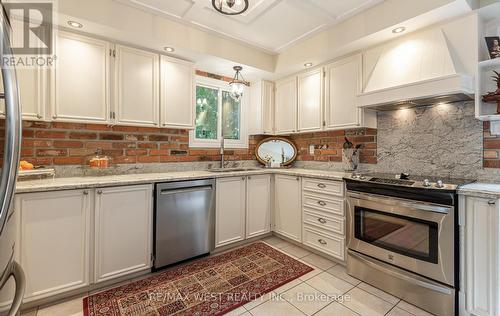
left=229, top=66, right=249, bottom=101
left=212, top=0, right=249, bottom=16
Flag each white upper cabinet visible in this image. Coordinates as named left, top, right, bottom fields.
left=52, top=32, right=111, bottom=123
left=114, top=45, right=159, bottom=127
left=325, top=54, right=362, bottom=129
left=249, top=80, right=275, bottom=135
left=94, top=185, right=153, bottom=283
left=160, top=56, right=194, bottom=129
left=17, top=68, right=47, bottom=121
left=275, top=76, right=297, bottom=134
left=0, top=66, right=47, bottom=121
left=298, top=68, right=323, bottom=132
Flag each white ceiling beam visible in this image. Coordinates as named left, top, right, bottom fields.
left=181, top=0, right=205, bottom=21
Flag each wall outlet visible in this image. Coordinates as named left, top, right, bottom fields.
left=309, top=145, right=315, bottom=155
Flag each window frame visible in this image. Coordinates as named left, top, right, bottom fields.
left=189, top=76, right=248, bottom=149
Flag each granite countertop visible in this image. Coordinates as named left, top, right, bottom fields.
left=458, top=183, right=500, bottom=199
left=15, top=168, right=349, bottom=193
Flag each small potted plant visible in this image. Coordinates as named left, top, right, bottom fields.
left=482, top=70, right=500, bottom=114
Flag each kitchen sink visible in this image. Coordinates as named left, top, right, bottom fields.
left=209, top=167, right=262, bottom=173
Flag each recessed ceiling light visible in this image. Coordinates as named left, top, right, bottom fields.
left=67, top=21, right=83, bottom=29
left=304, top=62, right=313, bottom=68
left=164, top=47, right=175, bottom=53
left=392, top=26, right=406, bottom=34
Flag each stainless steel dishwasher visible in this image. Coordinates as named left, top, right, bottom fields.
left=154, top=179, right=215, bottom=270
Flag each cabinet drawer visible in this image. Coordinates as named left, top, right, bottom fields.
left=303, top=225, right=345, bottom=261
left=303, top=209, right=344, bottom=235
left=303, top=193, right=344, bottom=216
left=303, top=178, right=343, bottom=197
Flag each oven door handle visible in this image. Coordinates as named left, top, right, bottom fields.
left=347, top=192, right=452, bottom=214
left=348, top=250, right=452, bottom=295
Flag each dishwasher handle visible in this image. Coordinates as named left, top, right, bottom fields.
left=159, top=185, right=213, bottom=195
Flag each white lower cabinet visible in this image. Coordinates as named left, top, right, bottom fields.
left=302, top=178, right=346, bottom=261
left=460, top=195, right=500, bottom=316
left=216, top=177, right=247, bottom=247
left=16, top=190, right=91, bottom=301
left=216, top=175, right=272, bottom=247
left=12, top=185, right=153, bottom=303
left=246, top=175, right=272, bottom=238
left=274, top=175, right=302, bottom=242
left=94, top=185, right=153, bottom=283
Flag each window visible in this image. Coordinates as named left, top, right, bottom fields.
left=190, top=76, right=247, bottom=148
left=195, top=86, right=218, bottom=140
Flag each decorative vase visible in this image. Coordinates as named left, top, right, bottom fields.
left=342, top=148, right=359, bottom=172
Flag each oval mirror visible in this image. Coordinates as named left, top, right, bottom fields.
left=255, top=137, right=298, bottom=167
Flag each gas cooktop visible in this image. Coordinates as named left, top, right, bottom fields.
left=346, top=173, right=475, bottom=191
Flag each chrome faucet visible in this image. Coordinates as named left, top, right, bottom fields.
left=220, top=137, right=225, bottom=169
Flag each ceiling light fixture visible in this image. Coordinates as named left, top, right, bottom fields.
left=229, top=66, right=250, bottom=101
left=212, top=0, right=249, bottom=16
left=392, top=26, right=406, bottom=34
left=164, top=47, right=175, bottom=53
left=67, top=21, right=83, bottom=29
left=304, top=62, right=313, bottom=68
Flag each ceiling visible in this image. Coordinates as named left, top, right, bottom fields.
left=118, top=0, right=384, bottom=53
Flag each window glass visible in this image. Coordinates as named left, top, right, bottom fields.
left=195, top=86, right=218, bottom=140
left=222, top=91, right=240, bottom=140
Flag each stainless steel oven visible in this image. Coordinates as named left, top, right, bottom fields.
left=347, top=191, right=455, bottom=286
left=344, top=174, right=470, bottom=316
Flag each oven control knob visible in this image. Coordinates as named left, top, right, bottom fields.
left=436, top=180, right=444, bottom=188
left=351, top=174, right=359, bottom=179
left=359, top=176, right=366, bottom=180
left=423, top=179, right=431, bottom=187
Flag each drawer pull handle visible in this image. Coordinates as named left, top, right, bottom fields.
left=488, top=200, right=496, bottom=205
left=317, top=183, right=326, bottom=189
left=83, top=190, right=89, bottom=195
left=318, top=218, right=327, bottom=224
left=318, top=239, right=327, bottom=245
left=318, top=201, right=327, bottom=206
left=97, top=190, right=103, bottom=195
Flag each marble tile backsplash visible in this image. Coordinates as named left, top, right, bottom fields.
left=295, top=102, right=494, bottom=181
left=375, top=102, right=483, bottom=179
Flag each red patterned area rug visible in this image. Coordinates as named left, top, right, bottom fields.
left=83, top=242, right=313, bottom=316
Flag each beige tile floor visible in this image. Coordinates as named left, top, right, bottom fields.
left=21, top=236, right=435, bottom=316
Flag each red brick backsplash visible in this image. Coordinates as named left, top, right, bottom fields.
left=195, top=70, right=234, bottom=83
left=0, top=118, right=379, bottom=166
left=288, top=128, right=378, bottom=164
left=0, top=120, right=260, bottom=167
left=484, top=121, right=500, bottom=168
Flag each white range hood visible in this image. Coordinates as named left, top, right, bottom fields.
left=358, top=28, right=474, bottom=111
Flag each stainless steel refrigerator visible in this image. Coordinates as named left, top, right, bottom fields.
left=0, top=2, right=25, bottom=315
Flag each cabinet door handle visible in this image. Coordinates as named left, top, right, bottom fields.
left=318, top=201, right=327, bottom=207
left=296, top=177, right=300, bottom=181
left=83, top=190, right=89, bottom=195
left=488, top=200, right=496, bottom=205
left=318, top=218, right=327, bottom=224
left=318, top=239, right=327, bottom=245
left=97, top=190, right=103, bottom=195
left=317, top=183, right=326, bottom=189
